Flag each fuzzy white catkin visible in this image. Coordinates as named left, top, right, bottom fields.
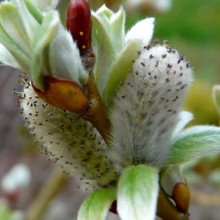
left=109, top=45, right=193, bottom=169
left=20, top=82, right=118, bottom=189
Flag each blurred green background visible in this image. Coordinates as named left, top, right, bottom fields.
left=155, top=0, right=220, bottom=83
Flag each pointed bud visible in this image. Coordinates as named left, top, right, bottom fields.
left=172, top=182, right=190, bottom=213
left=66, top=0, right=92, bottom=56
left=32, top=76, right=89, bottom=114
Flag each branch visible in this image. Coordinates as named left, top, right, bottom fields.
left=82, top=74, right=111, bottom=144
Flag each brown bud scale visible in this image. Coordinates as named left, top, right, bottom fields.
left=32, top=76, right=89, bottom=113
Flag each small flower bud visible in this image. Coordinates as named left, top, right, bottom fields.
left=172, top=182, right=190, bottom=213
left=66, top=0, right=92, bottom=56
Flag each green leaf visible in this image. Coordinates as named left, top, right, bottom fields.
left=23, top=0, right=43, bottom=23
left=171, top=111, right=194, bottom=138
left=0, top=44, right=21, bottom=69
left=78, top=188, right=116, bottom=220
left=125, top=18, right=155, bottom=50
left=30, top=0, right=60, bottom=11
left=31, top=11, right=59, bottom=90
left=0, top=23, right=30, bottom=72
left=13, top=0, right=39, bottom=44
left=110, top=8, right=126, bottom=54
left=166, top=126, right=220, bottom=165
left=0, top=2, right=31, bottom=56
left=117, top=165, right=159, bottom=220
left=96, top=5, right=114, bottom=29
left=96, top=5, right=114, bottom=18
left=92, top=12, right=115, bottom=97
left=49, top=25, right=87, bottom=86
left=104, top=40, right=139, bottom=107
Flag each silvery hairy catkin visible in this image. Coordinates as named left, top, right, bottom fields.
left=109, top=44, right=193, bottom=169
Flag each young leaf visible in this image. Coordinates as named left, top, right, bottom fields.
left=104, top=40, right=139, bottom=107
left=49, top=24, right=88, bottom=86
left=31, top=11, right=59, bottom=90
left=0, top=2, right=31, bottom=55
left=92, top=12, right=115, bottom=96
left=31, top=0, right=60, bottom=11
left=13, top=0, right=39, bottom=44
left=0, top=23, right=30, bottom=72
left=109, top=7, right=125, bottom=54
left=171, top=111, right=194, bottom=138
left=0, top=44, right=21, bottom=69
left=23, top=0, right=43, bottom=23
left=125, top=17, right=155, bottom=50
left=117, top=165, right=159, bottom=220
left=96, top=5, right=114, bottom=27
left=167, top=126, right=220, bottom=165
left=78, top=188, right=116, bottom=220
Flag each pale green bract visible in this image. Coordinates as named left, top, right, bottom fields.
left=31, top=0, right=60, bottom=11
left=117, top=165, right=159, bottom=220
left=92, top=5, right=155, bottom=106
left=167, top=126, right=220, bottom=165
left=78, top=188, right=116, bottom=220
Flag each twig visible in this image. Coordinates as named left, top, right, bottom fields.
left=82, top=74, right=111, bottom=144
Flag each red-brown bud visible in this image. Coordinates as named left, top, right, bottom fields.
left=66, top=0, right=92, bottom=56
left=109, top=200, right=118, bottom=214
left=32, top=76, right=89, bottom=114
left=172, top=182, right=190, bottom=214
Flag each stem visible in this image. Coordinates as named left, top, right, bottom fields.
left=157, top=190, right=190, bottom=220
left=82, top=74, right=111, bottom=144
left=25, top=169, right=69, bottom=220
